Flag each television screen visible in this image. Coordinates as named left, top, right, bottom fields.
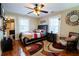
left=38, top=25, right=48, bottom=32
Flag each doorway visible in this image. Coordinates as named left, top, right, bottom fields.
left=6, top=18, right=15, bottom=39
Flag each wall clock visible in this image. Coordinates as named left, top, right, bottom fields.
left=66, top=10, right=79, bottom=26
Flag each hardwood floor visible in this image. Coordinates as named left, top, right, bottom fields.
left=1, top=40, right=79, bottom=56
left=1, top=40, right=30, bottom=56
left=2, top=40, right=20, bottom=56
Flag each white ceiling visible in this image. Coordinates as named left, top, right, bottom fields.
left=2, top=3, right=79, bottom=18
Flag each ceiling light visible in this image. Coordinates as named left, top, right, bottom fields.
left=33, top=10, right=40, bottom=16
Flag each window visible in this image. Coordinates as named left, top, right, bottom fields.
left=19, top=18, right=29, bottom=33
left=49, top=16, right=60, bottom=33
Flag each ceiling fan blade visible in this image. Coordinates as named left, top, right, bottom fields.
left=25, top=6, right=33, bottom=10
left=27, top=11, right=33, bottom=14
left=40, top=10, right=48, bottom=13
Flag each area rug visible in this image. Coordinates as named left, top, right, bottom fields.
left=41, top=49, right=61, bottom=56
left=41, top=41, right=63, bottom=56
left=53, top=42, right=66, bottom=49
left=24, top=41, right=64, bottom=56
left=25, top=42, right=43, bottom=55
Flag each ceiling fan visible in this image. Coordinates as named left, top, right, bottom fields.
left=25, top=4, right=48, bottom=16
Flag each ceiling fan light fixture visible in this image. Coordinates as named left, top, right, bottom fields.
left=38, top=6, right=41, bottom=10
left=33, top=10, right=40, bottom=16
left=37, top=11, right=40, bottom=15
left=25, top=3, right=48, bottom=16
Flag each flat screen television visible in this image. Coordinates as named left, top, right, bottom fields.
left=38, top=25, right=48, bottom=32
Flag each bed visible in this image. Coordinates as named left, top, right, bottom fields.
left=19, top=29, right=47, bottom=46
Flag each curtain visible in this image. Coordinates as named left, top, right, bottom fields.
left=19, top=18, right=29, bottom=33
left=49, top=17, right=60, bottom=33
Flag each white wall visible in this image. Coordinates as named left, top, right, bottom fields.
left=1, top=6, right=79, bottom=38
left=5, top=11, right=40, bottom=39
left=39, top=6, right=79, bottom=37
